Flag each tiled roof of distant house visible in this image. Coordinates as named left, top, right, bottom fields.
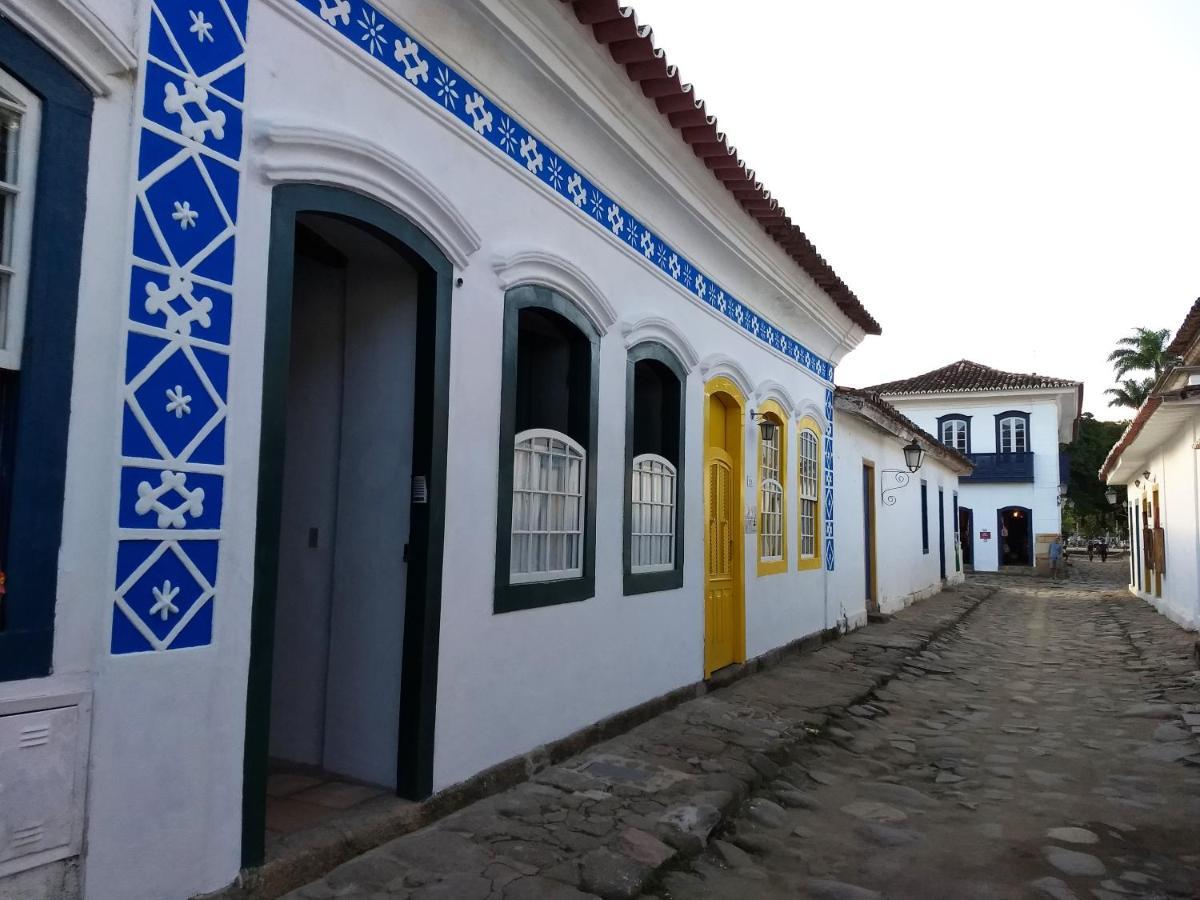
left=559, top=0, right=881, bottom=336
left=835, top=386, right=974, bottom=471
left=865, top=359, right=1080, bottom=396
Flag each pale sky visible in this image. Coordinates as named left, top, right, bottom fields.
left=627, top=0, right=1200, bottom=421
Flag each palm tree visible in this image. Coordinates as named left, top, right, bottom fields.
left=1107, top=327, right=1177, bottom=380
left=1105, top=327, right=1179, bottom=409
left=1104, top=378, right=1152, bottom=410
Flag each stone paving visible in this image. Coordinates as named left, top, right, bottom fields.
left=283, top=563, right=1200, bottom=899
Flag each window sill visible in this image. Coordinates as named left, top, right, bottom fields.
left=797, top=556, right=821, bottom=572
left=623, top=569, right=683, bottom=596
left=756, top=558, right=788, bottom=577
left=495, top=575, right=595, bottom=614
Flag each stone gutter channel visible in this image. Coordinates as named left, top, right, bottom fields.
left=237, top=584, right=993, bottom=900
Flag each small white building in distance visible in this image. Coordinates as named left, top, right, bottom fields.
left=865, top=361, right=1082, bottom=572
left=1101, top=298, right=1200, bottom=631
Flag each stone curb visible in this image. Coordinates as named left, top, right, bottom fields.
left=263, top=583, right=993, bottom=900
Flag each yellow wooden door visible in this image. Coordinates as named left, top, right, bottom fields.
left=705, top=449, right=736, bottom=675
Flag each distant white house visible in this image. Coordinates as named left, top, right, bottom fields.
left=866, top=361, right=1082, bottom=572
left=1101, top=298, right=1200, bottom=631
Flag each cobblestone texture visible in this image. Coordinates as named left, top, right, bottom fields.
left=284, top=561, right=1200, bottom=899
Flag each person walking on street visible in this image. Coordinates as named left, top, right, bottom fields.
left=1049, top=536, right=1063, bottom=580
left=1099, top=539, right=1108, bottom=562
left=1087, top=540, right=1095, bottom=561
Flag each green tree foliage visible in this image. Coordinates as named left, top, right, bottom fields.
left=1105, top=327, right=1178, bottom=409
left=1062, top=413, right=1127, bottom=538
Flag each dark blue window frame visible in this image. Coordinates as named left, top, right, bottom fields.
left=936, top=413, right=972, bottom=453
left=920, top=480, right=929, bottom=554
left=994, top=410, right=1031, bottom=454
left=0, top=21, right=91, bottom=681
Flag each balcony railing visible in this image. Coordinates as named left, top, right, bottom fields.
left=962, top=451, right=1034, bottom=483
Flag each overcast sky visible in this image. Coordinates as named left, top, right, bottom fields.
left=627, top=0, right=1200, bottom=421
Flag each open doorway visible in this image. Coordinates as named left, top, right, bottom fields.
left=959, top=506, right=974, bottom=567
left=243, top=186, right=453, bottom=867
left=998, top=506, right=1032, bottom=567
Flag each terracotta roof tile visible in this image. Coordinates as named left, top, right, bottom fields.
left=558, top=1, right=881, bottom=336
left=865, top=359, right=1080, bottom=396
left=1099, top=396, right=1162, bottom=481
left=1165, top=297, right=1200, bottom=357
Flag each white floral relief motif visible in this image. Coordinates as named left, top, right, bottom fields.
left=434, top=67, right=458, bottom=109
left=547, top=157, right=564, bottom=191
left=694, top=272, right=706, bottom=299
left=519, top=136, right=543, bottom=174
left=172, top=201, right=199, bottom=229
left=640, top=230, right=654, bottom=258
left=606, top=202, right=624, bottom=236
left=464, top=93, right=492, bottom=135
left=145, top=273, right=214, bottom=336
left=357, top=8, right=385, bottom=56
left=498, top=116, right=518, bottom=154
left=165, top=385, right=192, bottom=418
left=188, top=10, right=213, bottom=42
left=589, top=190, right=604, bottom=220
left=135, top=470, right=205, bottom=529
left=567, top=173, right=587, bottom=207
left=393, top=37, right=428, bottom=84
left=149, top=580, right=181, bottom=621
left=668, top=253, right=681, bottom=281
left=318, top=0, right=351, bottom=26
left=163, top=80, right=226, bottom=144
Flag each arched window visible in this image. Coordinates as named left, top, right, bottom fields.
left=937, top=414, right=970, bottom=453
left=757, top=402, right=787, bottom=575
left=495, top=286, right=599, bottom=612
left=996, top=412, right=1029, bottom=454
left=797, top=418, right=821, bottom=569
left=625, top=345, right=685, bottom=592
left=511, top=429, right=586, bottom=582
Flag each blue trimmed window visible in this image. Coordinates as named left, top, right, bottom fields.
left=995, top=411, right=1030, bottom=454
left=0, top=22, right=91, bottom=681
left=937, top=413, right=971, bottom=453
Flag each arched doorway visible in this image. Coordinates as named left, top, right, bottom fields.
left=703, top=376, right=745, bottom=677
left=998, top=506, right=1033, bottom=567
left=242, top=185, right=453, bottom=866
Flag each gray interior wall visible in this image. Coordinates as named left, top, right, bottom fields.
left=268, top=250, right=346, bottom=766
left=322, top=251, right=417, bottom=789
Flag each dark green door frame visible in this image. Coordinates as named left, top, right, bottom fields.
left=242, top=184, right=453, bottom=867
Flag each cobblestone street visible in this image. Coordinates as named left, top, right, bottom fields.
left=282, top=563, right=1200, bottom=900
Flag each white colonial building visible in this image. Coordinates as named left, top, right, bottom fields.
left=0, top=2, right=965, bottom=898
left=1101, top=298, right=1200, bottom=631
left=867, top=361, right=1082, bottom=573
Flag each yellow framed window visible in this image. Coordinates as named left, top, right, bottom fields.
left=756, top=401, right=787, bottom=575
left=797, top=419, right=821, bottom=570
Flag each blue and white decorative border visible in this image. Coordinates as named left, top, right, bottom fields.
left=296, top=0, right=835, bottom=383
left=111, top=0, right=248, bottom=653
left=823, top=388, right=835, bottom=571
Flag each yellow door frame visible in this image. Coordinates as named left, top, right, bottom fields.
left=863, top=459, right=879, bottom=613
left=703, top=376, right=746, bottom=677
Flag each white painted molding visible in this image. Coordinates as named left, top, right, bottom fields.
left=253, top=123, right=482, bottom=270
left=699, top=353, right=754, bottom=399
left=796, top=400, right=828, bottom=429
left=0, top=0, right=137, bottom=96
left=754, top=380, right=800, bottom=419
left=618, top=316, right=700, bottom=372
left=491, top=249, right=617, bottom=335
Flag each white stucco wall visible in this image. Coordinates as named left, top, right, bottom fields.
left=832, top=413, right=965, bottom=626
left=0, top=2, right=962, bottom=898
left=882, top=394, right=1066, bottom=571
left=1118, top=420, right=1200, bottom=631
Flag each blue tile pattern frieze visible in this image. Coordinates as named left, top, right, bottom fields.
left=112, top=0, right=248, bottom=653
left=295, top=0, right=836, bottom=383
left=824, top=388, right=836, bottom=571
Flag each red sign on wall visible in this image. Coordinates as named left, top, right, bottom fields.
left=980, top=530, right=992, bottom=541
